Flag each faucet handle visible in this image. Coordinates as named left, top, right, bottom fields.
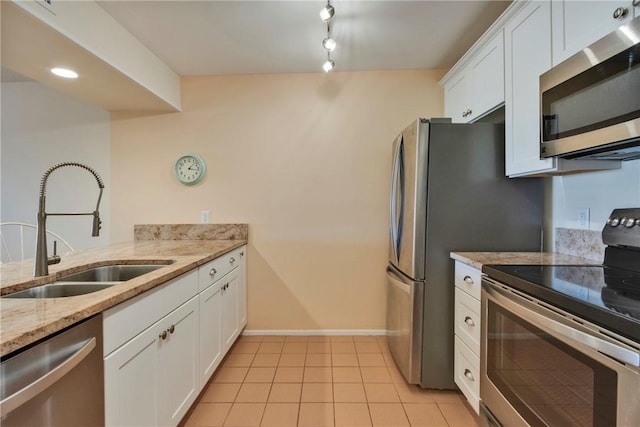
left=48, top=240, right=61, bottom=266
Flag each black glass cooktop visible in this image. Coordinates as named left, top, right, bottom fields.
left=482, top=264, right=640, bottom=343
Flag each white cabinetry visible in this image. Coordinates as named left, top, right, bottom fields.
left=552, top=0, right=638, bottom=66
left=453, top=261, right=482, bottom=414
left=104, top=244, right=248, bottom=426
left=198, top=246, right=247, bottom=387
left=443, top=31, right=505, bottom=123
left=104, top=271, right=200, bottom=427
left=504, top=1, right=555, bottom=177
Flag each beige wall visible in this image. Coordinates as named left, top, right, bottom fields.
left=111, top=69, right=446, bottom=331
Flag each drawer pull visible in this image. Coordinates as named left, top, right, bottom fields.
left=463, top=275, right=474, bottom=285
left=230, top=257, right=236, bottom=264
left=464, top=369, right=475, bottom=381
left=464, top=316, right=475, bottom=327
left=209, top=268, right=217, bottom=277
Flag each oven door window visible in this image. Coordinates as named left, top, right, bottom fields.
left=541, top=43, right=640, bottom=142
left=487, top=301, right=617, bottom=427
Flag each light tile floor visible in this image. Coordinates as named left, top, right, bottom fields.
left=182, top=335, right=480, bottom=427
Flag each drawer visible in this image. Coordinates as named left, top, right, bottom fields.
left=454, top=287, right=480, bottom=354
left=454, top=261, right=482, bottom=300
left=454, top=336, right=480, bottom=414
left=103, top=270, right=198, bottom=356
left=198, top=250, right=239, bottom=292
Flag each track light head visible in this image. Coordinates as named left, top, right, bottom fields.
left=322, top=37, right=336, bottom=52
left=320, top=4, right=335, bottom=22
left=323, top=59, right=335, bottom=72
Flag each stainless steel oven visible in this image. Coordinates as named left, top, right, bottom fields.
left=480, top=277, right=639, bottom=427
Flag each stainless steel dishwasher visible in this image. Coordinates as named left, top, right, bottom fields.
left=0, top=314, right=104, bottom=426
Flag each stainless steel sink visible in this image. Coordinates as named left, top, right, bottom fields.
left=2, top=263, right=170, bottom=299
left=2, top=283, right=116, bottom=299
left=56, top=264, right=165, bottom=282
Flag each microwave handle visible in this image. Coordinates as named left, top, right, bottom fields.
left=542, top=114, right=558, bottom=141
left=483, top=280, right=640, bottom=367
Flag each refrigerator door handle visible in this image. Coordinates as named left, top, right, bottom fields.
left=390, top=136, right=402, bottom=263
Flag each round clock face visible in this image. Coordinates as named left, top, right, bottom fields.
left=174, top=153, right=206, bottom=185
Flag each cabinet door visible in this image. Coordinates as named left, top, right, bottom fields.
left=105, top=323, right=161, bottom=427
left=199, top=282, right=222, bottom=386
left=468, top=30, right=505, bottom=122
left=552, top=0, right=635, bottom=66
left=158, top=296, right=200, bottom=427
left=444, top=72, right=470, bottom=123
left=505, top=1, right=556, bottom=177
left=237, top=248, right=247, bottom=328
left=221, top=270, right=240, bottom=352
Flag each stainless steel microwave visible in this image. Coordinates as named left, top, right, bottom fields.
left=540, top=16, right=640, bottom=160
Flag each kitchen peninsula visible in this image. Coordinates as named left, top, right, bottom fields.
left=0, top=224, right=248, bottom=357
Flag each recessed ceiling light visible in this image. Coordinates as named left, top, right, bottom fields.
left=50, top=67, right=78, bottom=79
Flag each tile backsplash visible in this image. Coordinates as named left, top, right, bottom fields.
left=555, top=228, right=604, bottom=262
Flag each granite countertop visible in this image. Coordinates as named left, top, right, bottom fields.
left=450, top=251, right=602, bottom=271
left=0, top=239, right=246, bottom=357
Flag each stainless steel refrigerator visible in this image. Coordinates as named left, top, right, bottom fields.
left=386, top=118, right=543, bottom=389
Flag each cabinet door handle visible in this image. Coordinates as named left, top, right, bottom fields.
left=464, top=316, right=475, bottom=327
left=613, top=6, right=628, bottom=18
left=633, top=0, right=640, bottom=7
left=209, top=268, right=217, bottom=277
left=464, top=369, right=475, bottom=381
left=168, top=325, right=175, bottom=334
left=463, top=275, right=474, bottom=285
left=230, top=257, right=236, bottom=264
left=159, top=330, right=168, bottom=340
left=240, top=251, right=244, bottom=257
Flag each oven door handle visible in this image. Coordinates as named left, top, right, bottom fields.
left=483, top=280, right=640, bottom=367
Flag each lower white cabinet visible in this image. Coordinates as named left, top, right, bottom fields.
left=221, top=269, right=240, bottom=351
left=453, top=261, right=482, bottom=414
left=104, top=296, right=199, bottom=427
left=198, top=246, right=247, bottom=387
left=105, top=245, right=248, bottom=427
left=199, top=280, right=222, bottom=385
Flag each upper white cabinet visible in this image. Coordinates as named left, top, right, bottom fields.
left=504, top=1, right=556, bottom=176
left=443, top=31, right=505, bottom=123
left=552, top=0, right=639, bottom=66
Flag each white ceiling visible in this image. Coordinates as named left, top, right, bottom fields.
left=97, top=0, right=511, bottom=75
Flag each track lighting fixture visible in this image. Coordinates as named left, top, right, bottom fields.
left=320, top=1, right=336, bottom=72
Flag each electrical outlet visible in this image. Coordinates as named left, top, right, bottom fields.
left=577, top=208, right=590, bottom=229
left=200, top=211, right=210, bottom=224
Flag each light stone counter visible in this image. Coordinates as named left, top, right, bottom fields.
left=0, top=239, right=246, bottom=357
left=450, top=251, right=601, bottom=271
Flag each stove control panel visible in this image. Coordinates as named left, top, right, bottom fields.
left=603, top=208, right=640, bottom=248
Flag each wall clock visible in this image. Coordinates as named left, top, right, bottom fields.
left=174, top=153, right=206, bottom=185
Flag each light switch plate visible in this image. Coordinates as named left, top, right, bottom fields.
left=200, top=211, right=210, bottom=224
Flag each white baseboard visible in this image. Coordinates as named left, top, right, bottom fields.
left=243, top=329, right=386, bottom=336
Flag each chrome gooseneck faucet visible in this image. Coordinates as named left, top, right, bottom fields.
left=34, top=162, right=105, bottom=277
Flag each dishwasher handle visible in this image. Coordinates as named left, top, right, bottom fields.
left=0, top=337, right=96, bottom=416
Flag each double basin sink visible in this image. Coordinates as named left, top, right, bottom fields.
left=3, top=263, right=170, bottom=299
